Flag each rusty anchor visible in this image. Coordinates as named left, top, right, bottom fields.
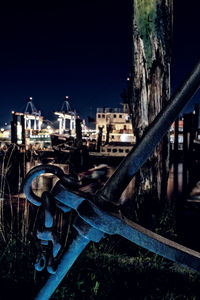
left=23, top=60, right=200, bottom=300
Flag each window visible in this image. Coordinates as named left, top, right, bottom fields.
left=125, top=149, right=129, bottom=153
left=102, top=114, right=105, bottom=118
left=98, top=114, right=101, bottom=118
left=119, top=114, right=122, bottom=118
left=107, top=148, right=111, bottom=152
left=113, top=114, right=116, bottom=118
left=113, top=148, right=117, bottom=153
left=119, top=149, right=123, bottom=153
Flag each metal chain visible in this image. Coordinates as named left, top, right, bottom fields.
left=23, top=164, right=109, bottom=274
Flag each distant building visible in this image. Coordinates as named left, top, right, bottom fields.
left=96, top=103, right=135, bottom=143
left=10, top=97, right=49, bottom=146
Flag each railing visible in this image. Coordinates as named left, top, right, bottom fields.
left=97, top=107, right=123, bottom=113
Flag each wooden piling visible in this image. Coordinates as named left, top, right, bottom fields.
left=11, top=113, right=17, bottom=144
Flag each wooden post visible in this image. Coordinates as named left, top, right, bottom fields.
left=106, top=124, right=111, bottom=144
left=174, top=118, right=179, bottom=161
left=182, top=113, right=192, bottom=194
left=173, top=118, right=179, bottom=197
left=97, top=126, right=103, bottom=152
left=188, top=108, right=199, bottom=191
left=21, top=115, right=26, bottom=145
left=194, top=103, right=199, bottom=140
left=11, top=113, right=18, bottom=144
left=75, top=118, right=82, bottom=148
left=131, top=0, right=173, bottom=225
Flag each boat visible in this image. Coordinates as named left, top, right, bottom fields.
left=89, top=142, right=134, bottom=166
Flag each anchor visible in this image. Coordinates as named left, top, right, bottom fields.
left=23, top=60, right=200, bottom=300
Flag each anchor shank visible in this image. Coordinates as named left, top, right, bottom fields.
left=99, top=60, right=200, bottom=202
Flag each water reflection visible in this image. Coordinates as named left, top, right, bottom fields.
left=167, top=163, right=183, bottom=199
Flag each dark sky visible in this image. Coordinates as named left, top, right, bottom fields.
left=172, top=1, right=200, bottom=113
left=0, top=1, right=200, bottom=127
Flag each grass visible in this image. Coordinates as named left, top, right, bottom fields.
left=51, top=236, right=200, bottom=300
left=1, top=198, right=200, bottom=299
left=1, top=230, right=200, bottom=299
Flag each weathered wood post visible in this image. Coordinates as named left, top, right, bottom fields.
left=174, top=118, right=179, bottom=161
left=182, top=114, right=190, bottom=195
left=194, top=103, right=199, bottom=138
left=105, top=124, right=111, bottom=144
left=75, top=117, right=82, bottom=148
left=182, top=112, right=198, bottom=192
left=97, top=126, right=103, bottom=152
left=188, top=106, right=199, bottom=190
left=131, top=0, right=173, bottom=226
left=21, top=114, right=26, bottom=145
left=11, top=112, right=18, bottom=144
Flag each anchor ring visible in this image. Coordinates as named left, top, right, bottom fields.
left=23, top=165, right=64, bottom=206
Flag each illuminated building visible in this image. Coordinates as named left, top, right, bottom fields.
left=54, top=96, right=76, bottom=136
left=96, top=102, right=135, bottom=143
left=23, top=97, right=43, bottom=131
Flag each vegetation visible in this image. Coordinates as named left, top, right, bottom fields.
left=135, top=0, right=157, bottom=68
left=0, top=202, right=200, bottom=300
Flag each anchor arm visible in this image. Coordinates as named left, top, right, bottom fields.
left=75, top=197, right=200, bottom=272
left=52, top=182, right=200, bottom=272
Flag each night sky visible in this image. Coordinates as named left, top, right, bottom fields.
left=0, top=1, right=200, bottom=127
